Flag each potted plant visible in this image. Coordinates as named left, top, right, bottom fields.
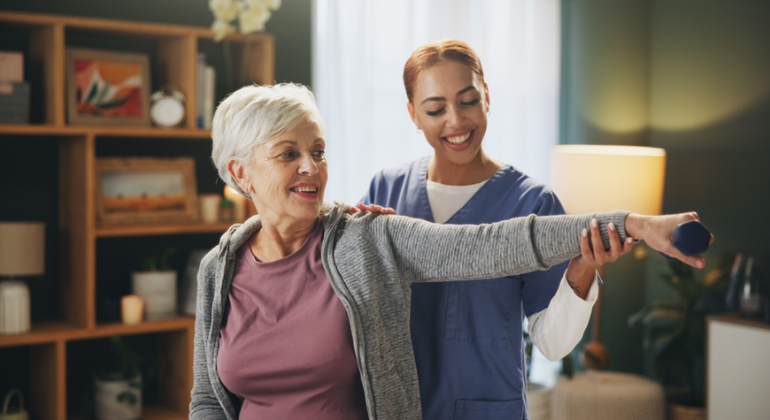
left=628, top=254, right=733, bottom=419
left=131, top=247, right=177, bottom=320
left=93, top=335, right=145, bottom=420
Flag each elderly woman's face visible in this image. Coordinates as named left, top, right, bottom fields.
left=248, top=120, right=327, bottom=223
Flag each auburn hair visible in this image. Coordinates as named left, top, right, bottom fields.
left=403, top=39, right=485, bottom=103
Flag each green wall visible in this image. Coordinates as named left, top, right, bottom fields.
left=649, top=0, right=770, bottom=256
left=1, top=0, right=312, bottom=87
left=562, top=0, right=770, bottom=374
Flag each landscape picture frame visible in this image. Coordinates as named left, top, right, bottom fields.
left=95, top=157, right=199, bottom=226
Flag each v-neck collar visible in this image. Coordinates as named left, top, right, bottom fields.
left=417, top=156, right=513, bottom=225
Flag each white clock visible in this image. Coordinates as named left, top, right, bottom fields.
left=150, top=86, right=186, bottom=128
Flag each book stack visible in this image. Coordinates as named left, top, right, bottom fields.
left=196, top=53, right=216, bottom=129
left=0, top=51, right=30, bottom=124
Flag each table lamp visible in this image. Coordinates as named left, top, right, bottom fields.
left=550, top=145, right=666, bottom=369
left=0, top=222, right=45, bottom=335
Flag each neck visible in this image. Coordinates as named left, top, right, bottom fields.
left=428, top=150, right=502, bottom=185
left=250, top=215, right=318, bottom=262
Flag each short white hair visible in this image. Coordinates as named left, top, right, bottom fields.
left=211, top=83, right=324, bottom=198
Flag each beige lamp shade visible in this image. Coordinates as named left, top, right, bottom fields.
left=550, top=145, right=666, bottom=215
left=0, top=222, right=45, bottom=276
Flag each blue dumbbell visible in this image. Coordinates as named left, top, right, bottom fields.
left=661, top=220, right=711, bottom=261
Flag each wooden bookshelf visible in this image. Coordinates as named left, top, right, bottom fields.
left=0, top=10, right=273, bottom=419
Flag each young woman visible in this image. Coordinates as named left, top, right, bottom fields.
left=361, top=39, right=619, bottom=419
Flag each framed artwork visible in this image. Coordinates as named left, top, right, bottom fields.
left=66, top=48, right=151, bottom=126
left=95, top=157, right=199, bottom=226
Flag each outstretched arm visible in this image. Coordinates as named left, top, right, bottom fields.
left=366, top=210, right=709, bottom=285
left=370, top=211, right=629, bottom=283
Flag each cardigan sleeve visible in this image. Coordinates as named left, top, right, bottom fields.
left=367, top=211, right=629, bottom=284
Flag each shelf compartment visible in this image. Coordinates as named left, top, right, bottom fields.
left=66, top=329, right=192, bottom=418
left=0, top=342, right=64, bottom=419
left=198, top=33, right=275, bottom=106
left=0, top=16, right=64, bottom=125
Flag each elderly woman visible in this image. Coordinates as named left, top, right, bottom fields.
left=190, top=83, right=709, bottom=420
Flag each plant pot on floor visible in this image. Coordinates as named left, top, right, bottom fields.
left=131, top=271, right=177, bottom=320
left=94, top=373, right=142, bottom=420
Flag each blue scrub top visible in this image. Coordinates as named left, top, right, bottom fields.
left=362, top=156, right=568, bottom=420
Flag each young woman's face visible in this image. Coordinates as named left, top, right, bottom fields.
left=408, top=60, right=489, bottom=166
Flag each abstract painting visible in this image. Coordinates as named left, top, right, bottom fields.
left=66, top=48, right=151, bottom=126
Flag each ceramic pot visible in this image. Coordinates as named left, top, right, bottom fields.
left=94, top=374, right=142, bottom=420
left=131, top=271, right=177, bottom=320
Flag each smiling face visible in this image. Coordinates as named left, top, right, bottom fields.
left=230, top=120, right=327, bottom=227
left=408, top=60, right=490, bottom=167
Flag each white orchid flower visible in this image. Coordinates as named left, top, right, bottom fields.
left=209, top=0, right=239, bottom=22
left=239, top=7, right=271, bottom=34
left=209, top=0, right=280, bottom=40
left=211, top=18, right=237, bottom=41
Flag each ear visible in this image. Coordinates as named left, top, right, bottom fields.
left=483, top=82, right=491, bottom=111
left=227, top=158, right=251, bottom=194
left=407, top=101, right=420, bottom=129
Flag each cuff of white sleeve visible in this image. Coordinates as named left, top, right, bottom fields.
left=528, top=272, right=600, bottom=361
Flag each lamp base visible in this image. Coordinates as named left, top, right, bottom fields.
left=0, top=279, right=31, bottom=334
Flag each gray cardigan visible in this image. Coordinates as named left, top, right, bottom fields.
left=190, top=201, right=629, bottom=420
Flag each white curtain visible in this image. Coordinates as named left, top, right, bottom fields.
left=313, top=0, right=561, bottom=204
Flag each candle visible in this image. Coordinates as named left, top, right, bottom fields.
left=121, top=294, right=144, bottom=325
left=199, top=194, right=221, bottom=223
left=224, top=185, right=247, bottom=221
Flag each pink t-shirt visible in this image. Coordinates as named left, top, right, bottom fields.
left=217, top=221, right=368, bottom=420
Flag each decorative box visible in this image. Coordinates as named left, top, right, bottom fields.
left=0, top=82, right=30, bottom=124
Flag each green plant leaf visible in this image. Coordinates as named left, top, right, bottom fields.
left=117, top=390, right=138, bottom=405
left=633, top=255, right=734, bottom=393
left=137, top=247, right=176, bottom=272
left=644, top=323, right=685, bottom=357
left=643, top=307, right=685, bottom=324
